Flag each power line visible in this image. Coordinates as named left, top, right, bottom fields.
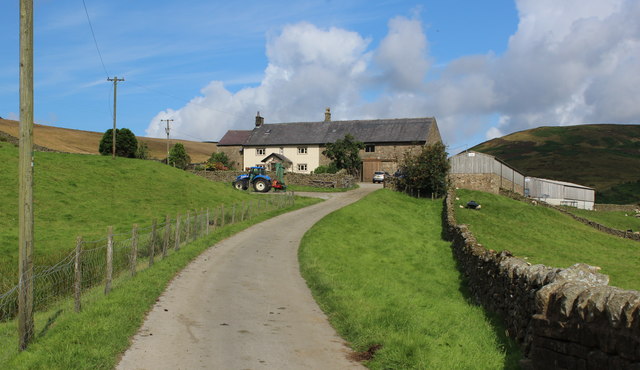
left=82, top=0, right=109, bottom=78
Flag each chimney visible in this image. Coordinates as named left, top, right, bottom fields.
left=324, top=107, right=331, bottom=122
left=255, top=111, right=264, bottom=127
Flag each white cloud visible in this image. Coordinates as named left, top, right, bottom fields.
left=147, top=1, right=640, bottom=147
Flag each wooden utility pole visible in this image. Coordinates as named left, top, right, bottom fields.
left=107, top=76, right=124, bottom=159
left=161, top=119, right=174, bottom=163
left=18, top=0, right=34, bottom=351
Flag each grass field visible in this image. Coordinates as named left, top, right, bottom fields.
left=0, top=142, right=275, bottom=283
left=0, top=197, right=320, bottom=369
left=454, top=189, right=640, bottom=291
left=299, top=190, right=520, bottom=369
left=562, top=206, right=640, bottom=232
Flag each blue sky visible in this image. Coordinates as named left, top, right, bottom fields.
left=1, top=0, right=638, bottom=153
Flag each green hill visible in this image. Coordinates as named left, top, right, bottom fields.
left=0, top=141, right=251, bottom=280
left=470, top=124, right=640, bottom=204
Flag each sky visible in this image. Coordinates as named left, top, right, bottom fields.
left=1, top=0, right=639, bottom=153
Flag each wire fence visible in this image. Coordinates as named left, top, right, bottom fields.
left=0, top=193, right=295, bottom=323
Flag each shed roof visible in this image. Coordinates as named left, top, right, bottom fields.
left=218, top=130, right=252, bottom=146
left=261, top=153, right=292, bottom=164
left=245, top=117, right=437, bottom=146
left=525, top=177, right=595, bottom=191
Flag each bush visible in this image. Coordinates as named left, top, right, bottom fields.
left=313, top=163, right=339, bottom=174
left=135, top=142, right=150, bottom=160
left=206, top=152, right=232, bottom=170
left=99, top=128, right=138, bottom=158
left=168, top=143, right=191, bottom=169
left=396, top=142, right=450, bottom=197
left=322, top=134, right=364, bottom=176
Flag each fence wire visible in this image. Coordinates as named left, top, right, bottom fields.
left=0, top=193, right=295, bottom=322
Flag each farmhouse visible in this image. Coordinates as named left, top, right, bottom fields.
left=218, top=109, right=442, bottom=180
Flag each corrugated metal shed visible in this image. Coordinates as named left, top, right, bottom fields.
left=525, top=177, right=595, bottom=210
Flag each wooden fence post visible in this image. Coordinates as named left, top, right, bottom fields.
left=221, top=204, right=225, bottom=227
left=131, top=224, right=138, bottom=276
left=186, top=211, right=191, bottom=242
left=74, top=236, right=82, bottom=312
left=162, top=215, right=170, bottom=259
left=105, top=226, right=114, bottom=295
left=231, top=204, right=236, bottom=224
left=174, top=214, right=181, bottom=251
left=149, top=219, right=157, bottom=267
left=206, top=208, right=210, bottom=235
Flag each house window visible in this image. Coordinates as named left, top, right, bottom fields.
left=365, top=145, right=375, bottom=153
left=256, top=148, right=266, bottom=155
left=297, top=163, right=307, bottom=172
left=298, top=146, right=308, bottom=154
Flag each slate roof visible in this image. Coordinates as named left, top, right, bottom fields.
left=218, top=130, right=252, bottom=146
left=245, top=117, right=437, bottom=146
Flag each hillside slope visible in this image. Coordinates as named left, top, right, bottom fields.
left=471, top=124, right=640, bottom=204
left=0, top=118, right=216, bottom=162
left=0, top=141, right=246, bottom=278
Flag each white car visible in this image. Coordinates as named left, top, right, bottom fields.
left=372, top=171, right=385, bottom=183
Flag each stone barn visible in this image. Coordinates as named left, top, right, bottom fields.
left=449, top=151, right=525, bottom=195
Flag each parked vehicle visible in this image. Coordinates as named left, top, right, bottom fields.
left=232, top=164, right=287, bottom=192
left=233, top=167, right=272, bottom=192
left=372, top=171, right=385, bottom=183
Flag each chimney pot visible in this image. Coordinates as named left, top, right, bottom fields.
left=255, top=111, right=264, bottom=127
left=324, top=107, right=331, bottom=122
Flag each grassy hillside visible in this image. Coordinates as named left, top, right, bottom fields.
left=470, top=124, right=640, bottom=204
left=0, top=118, right=216, bottom=162
left=454, top=189, right=640, bottom=291
left=0, top=141, right=248, bottom=280
left=300, top=190, right=520, bottom=369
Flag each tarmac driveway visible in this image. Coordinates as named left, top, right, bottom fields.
left=117, top=183, right=381, bottom=369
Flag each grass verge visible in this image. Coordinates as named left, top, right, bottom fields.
left=454, top=189, right=640, bottom=290
left=0, top=196, right=321, bottom=369
left=299, top=189, right=520, bottom=369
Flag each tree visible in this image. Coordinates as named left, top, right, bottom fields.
left=322, top=134, right=364, bottom=176
left=135, top=141, right=150, bottom=160
left=168, top=143, right=191, bottom=169
left=98, top=128, right=138, bottom=158
left=396, top=142, right=450, bottom=197
left=207, top=151, right=232, bottom=170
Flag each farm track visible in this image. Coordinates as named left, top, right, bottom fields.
left=117, top=184, right=380, bottom=369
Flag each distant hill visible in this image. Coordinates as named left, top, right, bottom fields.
left=470, top=124, right=640, bottom=204
left=0, top=118, right=216, bottom=162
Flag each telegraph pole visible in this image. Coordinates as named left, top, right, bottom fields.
left=107, top=76, right=124, bottom=159
left=161, top=119, right=174, bottom=164
left=18, top=0, right=34, bottom=350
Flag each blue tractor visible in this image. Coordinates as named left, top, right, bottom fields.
left=233, top=166, right=272, bottom=192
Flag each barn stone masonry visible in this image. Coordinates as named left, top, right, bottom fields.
left=444, top=191, right=640, bottom=368
left=449, top=173, right=524, bottom=195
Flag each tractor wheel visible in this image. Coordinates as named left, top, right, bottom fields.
left=233, top=180, right=248, bottom=190
left=253, top=178, right=271, bottom=193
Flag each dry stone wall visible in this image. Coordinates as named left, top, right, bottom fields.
left=499, top=189, right=640, bottom=242
left=444, top=191, right=640, bottom=368
left=192, top=170, right=355, bottom=188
